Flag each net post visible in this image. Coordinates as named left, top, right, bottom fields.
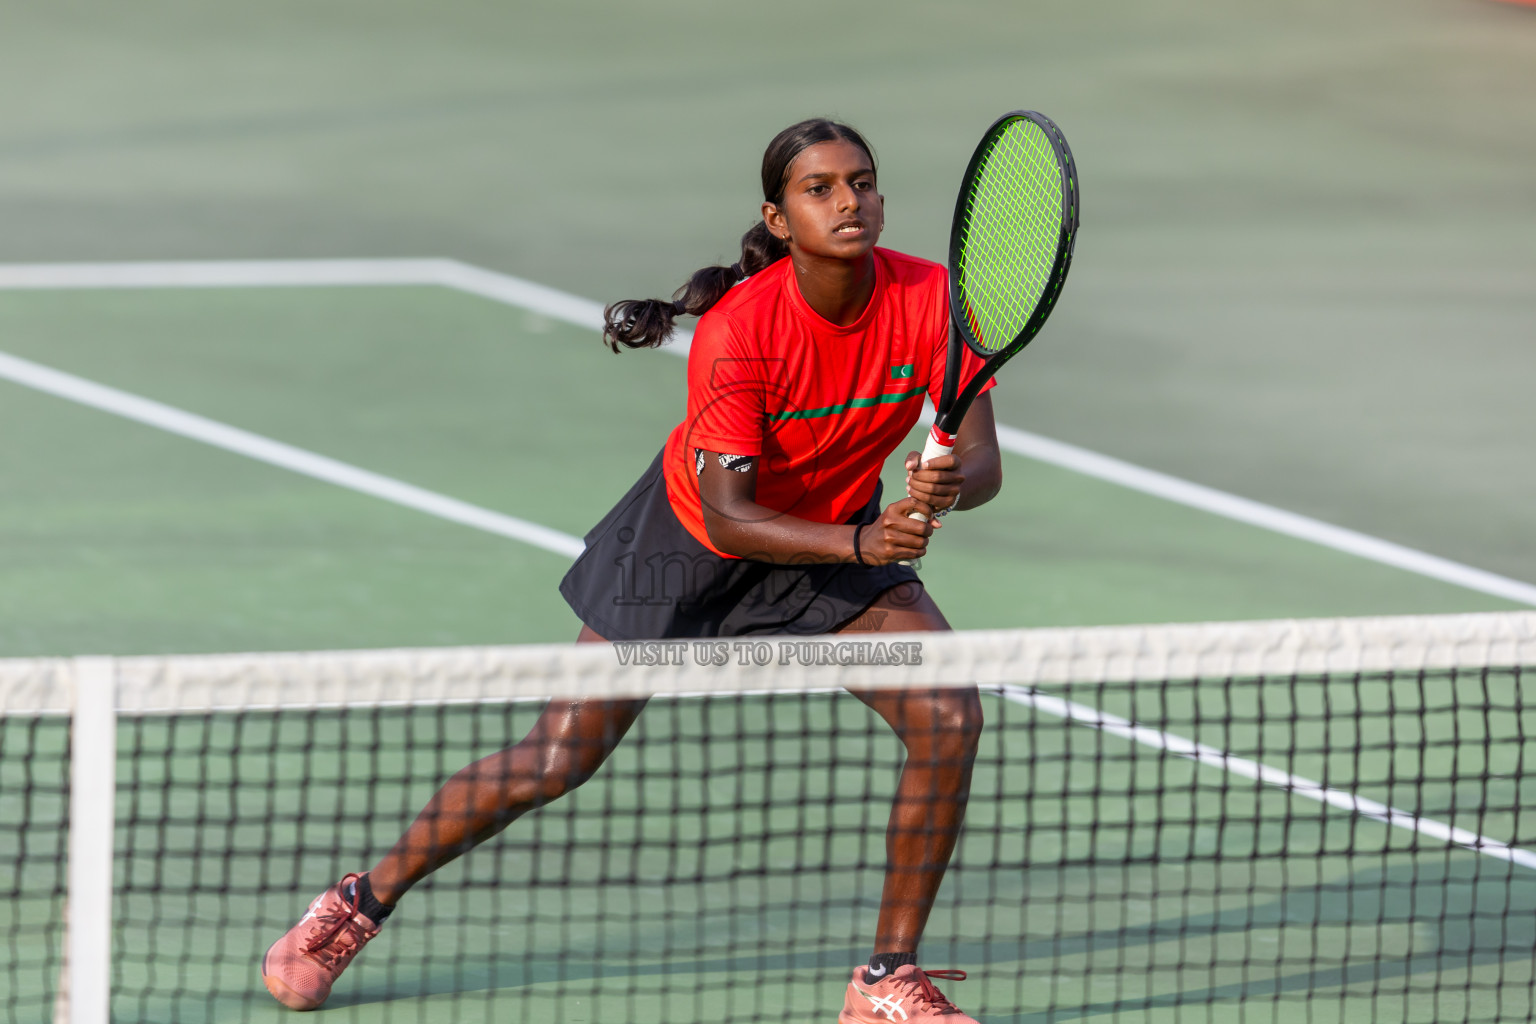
left=66, top=656, right=116, bottom=1024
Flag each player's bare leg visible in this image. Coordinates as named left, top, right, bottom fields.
left=840, top=582, right=983, bottom=1023
left=367, top=625, right=645, bottom=903
left=261, top=625, right=645, bottom=1010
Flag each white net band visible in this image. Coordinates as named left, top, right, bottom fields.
left=3, top=610, right=1533, bottom=714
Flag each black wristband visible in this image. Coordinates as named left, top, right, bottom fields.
left=852, top=524, right=867, bottom=566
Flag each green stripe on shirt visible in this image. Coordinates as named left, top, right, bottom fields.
left=767, top=384, right=927, bottom=422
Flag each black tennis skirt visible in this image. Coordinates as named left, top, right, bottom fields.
left=559, top=450, right=921, bottom=641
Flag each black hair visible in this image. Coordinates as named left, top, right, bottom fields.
left=602, top=118, right=877, bottom=352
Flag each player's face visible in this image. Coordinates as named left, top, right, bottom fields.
left=766, top=140, right=884, bottom=260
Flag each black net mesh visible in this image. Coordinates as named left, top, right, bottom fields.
left=5, top=616, right=1536, bottom=1023
left=1, top=711, right=69, bottom=1023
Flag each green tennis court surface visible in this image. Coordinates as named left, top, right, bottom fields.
left=2, top=276, right=1530, bottom=1022
left=3, top=1, right=1534, bottom=1020
left=0, top=282, right=1520, bottom=658
left=11, top=673, right=1535, bottom=1024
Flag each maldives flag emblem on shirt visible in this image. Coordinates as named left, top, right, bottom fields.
left=890, top=363, right=915, bottom=380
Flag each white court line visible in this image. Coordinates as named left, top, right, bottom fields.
left=1, top=258, right=1533, bottom=607
left=0, top=258, right=451, bottom=292
left=985, top=425, right=1536, bottom=608
left=0, top=350, right=584, bottom=559
left=7, top=259, right=1532, bottom=881
left=1002, top=684, right=1536, bottom=872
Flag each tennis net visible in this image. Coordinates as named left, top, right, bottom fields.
left=5, top=610, right=1536, bottom=1024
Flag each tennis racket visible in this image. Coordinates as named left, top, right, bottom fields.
left=910, top=110, right=1079, bottom=524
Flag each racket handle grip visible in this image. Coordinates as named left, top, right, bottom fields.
left=897, top=429, right=958, bottom=565
left=905, top=429, right=956, bottom=524
left=920, top=429, right=956, bottom=464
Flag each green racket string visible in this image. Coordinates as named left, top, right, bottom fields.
left=955, top=118, right=1066, bottom=354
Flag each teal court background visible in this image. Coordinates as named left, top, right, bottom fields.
left=1, top=2, right=1533, bottom=1021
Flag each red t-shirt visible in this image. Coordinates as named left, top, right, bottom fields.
left=661, top=248, right=995, bottom=557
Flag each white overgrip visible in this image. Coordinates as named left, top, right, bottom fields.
left=905, top=430, right=956, bottom=524
left=896, top=428, right=958, bottom=566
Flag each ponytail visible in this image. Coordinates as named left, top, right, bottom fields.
left=602, top=222, right=788, bottom=352
left=602, top=116, right=874, bottom=354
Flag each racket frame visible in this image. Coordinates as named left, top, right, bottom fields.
left=930, top=109, right=1079, bottom=444
left=904, top=110, right=1078, bottom=542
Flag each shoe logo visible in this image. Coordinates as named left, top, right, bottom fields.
left=867, top=964, right=888, bottom=978
left=857, top=988, right=908, bottom=1020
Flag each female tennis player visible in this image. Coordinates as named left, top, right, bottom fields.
left=262, top=118, right=1002, bottom=1023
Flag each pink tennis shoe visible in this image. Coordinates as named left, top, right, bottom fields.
left=260, top=880, right=977, bottom=1021
left=261, top=873, right=380, bottom=1011
left=839, top=964, right=979, bottom=1022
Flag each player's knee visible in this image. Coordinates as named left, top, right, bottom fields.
left=900, top=690, right=983, bottom=763
left=941, top=692, right=985, bottom=760
left=534, top=743, right=615, bottom=801
left=529, top=775, right=573, bottom=804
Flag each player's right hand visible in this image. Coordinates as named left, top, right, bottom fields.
left=857, top=498, right=936, bottom=564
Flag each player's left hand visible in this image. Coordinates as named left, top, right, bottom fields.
left=904, top=451, right=963, bottom=524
